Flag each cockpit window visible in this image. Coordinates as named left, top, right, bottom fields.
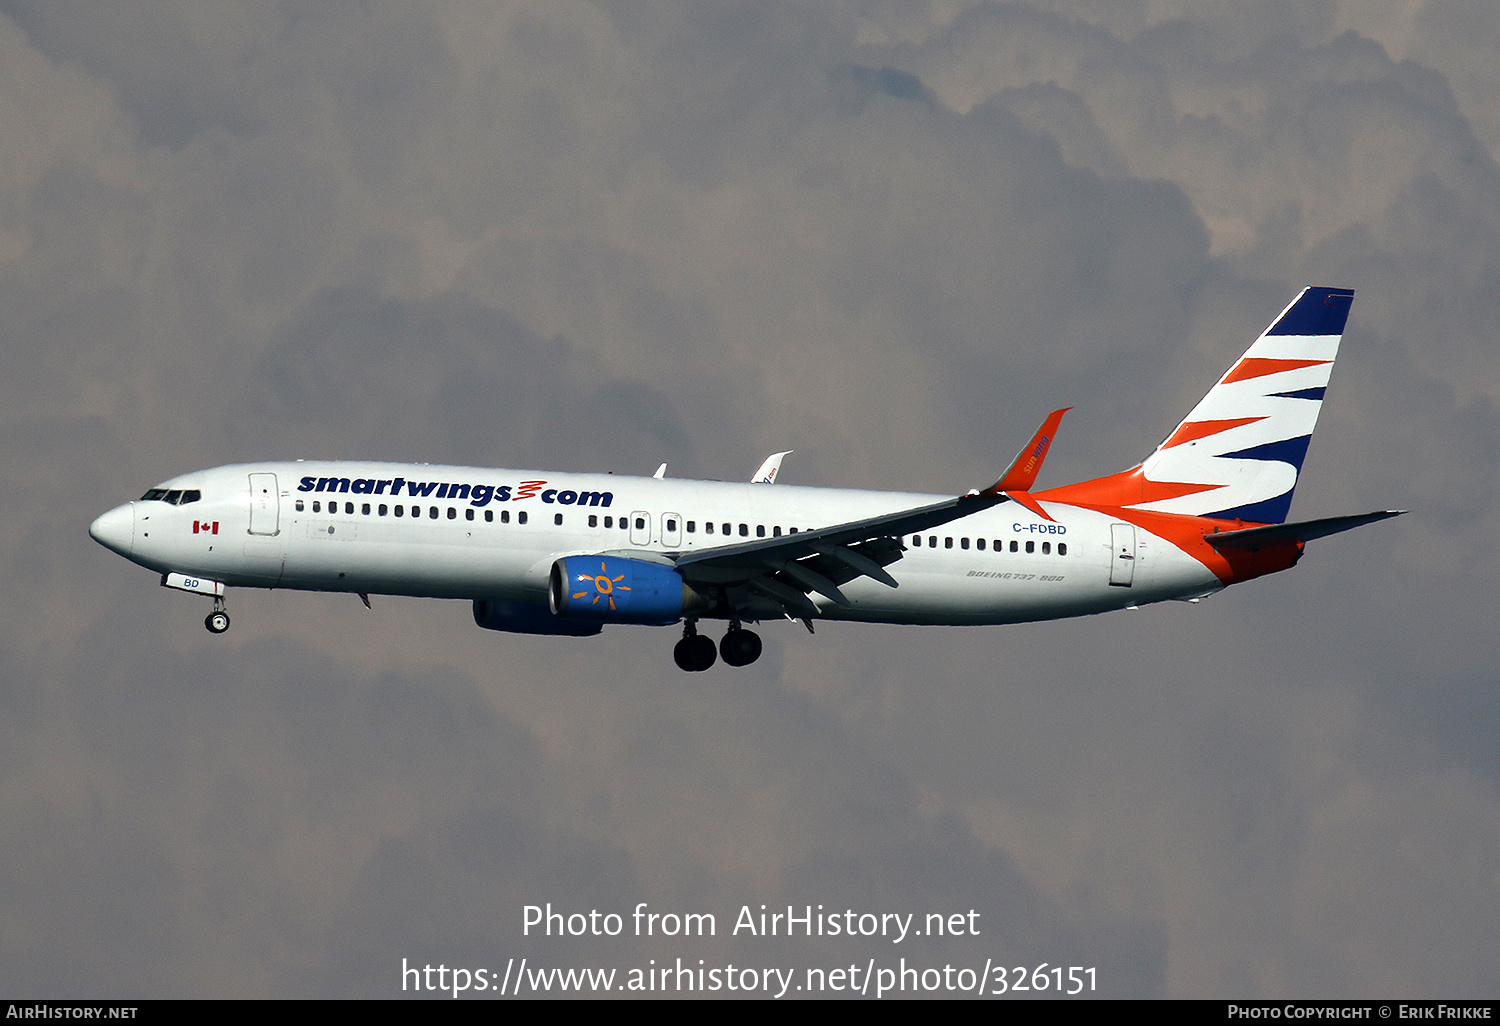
left=139, top=488, right=202, bottom=504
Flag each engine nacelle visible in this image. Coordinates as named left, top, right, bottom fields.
left=549, top=555, right=705, bottom=624
left=473, top=598, right=602, bottom=636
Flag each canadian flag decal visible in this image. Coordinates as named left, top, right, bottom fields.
left=193, top=521, right=220, bottom=535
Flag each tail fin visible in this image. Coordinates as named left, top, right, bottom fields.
left=1039, top=287, right=1354, bottom=524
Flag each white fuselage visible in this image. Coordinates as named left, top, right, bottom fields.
left=91, top=461, right=1224, bottom=627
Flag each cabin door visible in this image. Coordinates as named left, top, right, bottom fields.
left=1109, top=523, right=1136, bottom=586
left=248, top=473, right=280, bottom=536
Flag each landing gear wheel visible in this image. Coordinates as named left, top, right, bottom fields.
left=673, top=634, right=717, bottom=671
left=205, top=611, right=230, bottom=634
left=720, top=628, right=762, bottom=667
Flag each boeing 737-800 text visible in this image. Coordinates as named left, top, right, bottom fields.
left=90, top=287, right=1401, bottom=670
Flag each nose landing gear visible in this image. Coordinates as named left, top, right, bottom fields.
left=204, top=596, right=230, bottom=634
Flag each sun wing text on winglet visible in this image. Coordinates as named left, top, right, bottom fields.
left=977, top=407, right=1070, bottom=522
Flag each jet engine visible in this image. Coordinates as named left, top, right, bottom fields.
left=473, top=598, right=602, bottom=636
left=549, top=555, right=706, bottom=624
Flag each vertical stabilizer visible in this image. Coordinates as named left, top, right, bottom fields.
left=1039, top=287, right=1354, bottom=524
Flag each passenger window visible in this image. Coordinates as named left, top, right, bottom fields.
left=756, top=525, right=765, bottom=538
left=1010, top=540, right=1018, bottom=552
left=485, top=510, right=493, bottom=522
left=342, top=502, right=351, bottom=515
left=313, top=501, right=322, bottom=513
left=1042, top=541, right=1051, bottom=554
left=723, top=523, right=731, bottom=535
left=429, top=507, right=439, bottom=519
left=379, top=504, right=388, bottom=516
left=667, top=519, right=677, bottom=532
left=773, top=526, right=781, bottom=537
left=362, top=503, right=371, bottom=515
left=911, top=536, right=921, bottom=547
left=635, top=517, right=646, bottom=530
left=395, top=505, right=404, bottom=517
left=705, top=522, right=714, bottom=534
left=1025, top=540, right=1035, bottom=553
left=928, top=536, right=937, bottom=547
left=995, top=540, right=1003, bottom=551
left=447, top=507, right=457, bottom=519
left=945, top=537, right=953, bottom=549
left=977, top=538, right=985, bottom=550
left=789, top=527, right=798, bottom=534
left=518, top=511, right=527, bottom=525
left=296, top=500, right=305, bottom=512
left=739, top=524, right=749, bottom=537
left=961, top=537, right=969, bottom=550
left=687, top=521, right=695, bottom=533
left=466, top=509, right=474, bottom=521
left=554, top=513, right=564, bottom=526
left=603, top=516, right=612, bottom=528
left=589, top=515, right=598, bottom=528
left=1058, top=542, right=1067, bottom=556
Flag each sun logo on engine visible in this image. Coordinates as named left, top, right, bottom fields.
left=573, top=561, right=629, bottom=611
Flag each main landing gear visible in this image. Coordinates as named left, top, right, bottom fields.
left=204, top=595, right=230, bottom=635
left=719, top=624, right=762, bottom=667
left=673, top=620, right=762, bottom=671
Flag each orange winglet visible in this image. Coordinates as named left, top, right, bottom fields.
left=986, top=408, right=1071, bottom=495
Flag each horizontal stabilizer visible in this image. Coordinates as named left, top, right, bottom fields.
left=1206, top=510, right=1405, bottom=550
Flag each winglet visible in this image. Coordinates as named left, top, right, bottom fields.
left=975, top=409, right=1070, bottom=523
left=752, top=451, right=793, bottom=484
left=984, top=408, right=1070, bottom=495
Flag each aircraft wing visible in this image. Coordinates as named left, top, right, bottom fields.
left=667, top=408, right=1068, bottom=618
left=668, top=491, right=1011, bottom=615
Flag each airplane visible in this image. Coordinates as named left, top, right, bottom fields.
left=89, top=287, right=1402, bottom=671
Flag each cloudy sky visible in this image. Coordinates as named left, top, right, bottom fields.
left=4, top=0, right=1498, bottom=999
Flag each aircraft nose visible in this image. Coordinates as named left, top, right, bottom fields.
left=89, top=503, right=134, bottom=556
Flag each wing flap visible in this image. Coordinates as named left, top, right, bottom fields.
left=767, top=558, right=851, bottom=606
